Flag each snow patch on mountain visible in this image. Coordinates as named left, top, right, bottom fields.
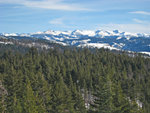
left=0, top=41, right=13, bottom=45
left=55, top=41, right=68, bottom=46
left=1, top=29, right=150, bottom=54
left=116, top=37, right=122, bottom=40
left=71, top=30, right=95, bottom=37
left=78, top=43, right=119, bottom=50
left=81, top=39, right=91, bottom=43
left=140, top=52, right=150, bottom=56
left=3, top=33, right=18, bottom=36
left=1, top=29, right=150, bottom=38
left=112, top=43, right=125, bottom=48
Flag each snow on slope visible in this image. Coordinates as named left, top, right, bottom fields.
left=1, top=29, right=150, bottom=38
left=1, top=29, right=150, bottom=55
left=140, top=52, right=150, bottom=56
left=71, top=30, right=95, bottom=37
left=0, top=41, right=13, bottom=45
left=78, top=43, right=119, bottom=50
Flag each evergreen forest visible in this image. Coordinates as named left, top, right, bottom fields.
left=0, top=44, right=150, bottom=113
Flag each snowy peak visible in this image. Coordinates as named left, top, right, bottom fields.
left=71, top=30, right=95, bottom=37
left=31, top=30, right=72, bottom=36
left=0, top=33, right=19, bottom=36
left=1, top=29, right=150, bottom=55
left=95, top=30, right=112, bottom=37
left=1, top=30, right=150, bottom=38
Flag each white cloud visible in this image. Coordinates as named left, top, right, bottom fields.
left=133, top=18, right=147, bottom=24
left=48, top=18, right=75, bottom=29
left=130, top=11, right=150, bottom=15
left=49, top=18, right=64, bottom=25
left=0, top=0, right=90, bottom=11
left=97, top=23, right=150, bottom=34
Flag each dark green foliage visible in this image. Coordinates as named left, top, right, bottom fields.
left=0, top=80, right=8, bottom=113
left=0, top=45, right=150, bottom=113
left=90, top=74, right=113, bottom=113
left=50, top=76, right=75, bottom=113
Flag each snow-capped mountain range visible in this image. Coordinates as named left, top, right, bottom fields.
left=1, top=29, right=150, bottom=55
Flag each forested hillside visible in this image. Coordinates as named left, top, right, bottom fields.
left=0, top=45, right=150, bottom=113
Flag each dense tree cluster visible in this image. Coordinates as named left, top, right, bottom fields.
left=0, top=46, right=150, bottom=113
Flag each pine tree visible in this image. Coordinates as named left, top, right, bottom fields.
left=90, top=74, right=113, bottom=113
left=51, top=76, right=75, bottom=113
left=37, top=74, right=52, bottom=112
left=112, top=82, right=131, bottom=113
left=68, top=75, right=86, bottom=113
left=13, top=93, right=23, bottom=113
left=23, top=78, right=38, bottom=113
left=0, top=80, right=8, bottom=113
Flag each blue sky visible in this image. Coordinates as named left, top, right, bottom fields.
left=0, top=0, right=150, bottom=33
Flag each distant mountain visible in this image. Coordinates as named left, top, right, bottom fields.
left=1, top=30, right=150, bottom=55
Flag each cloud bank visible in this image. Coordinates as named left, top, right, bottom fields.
left=130, top=11, right=150, bottom=15
left=97, top=23, right=150, bottom=34
left=0, top=0, right=89, bottom=11
left=49, top=18, right=64, bottom=25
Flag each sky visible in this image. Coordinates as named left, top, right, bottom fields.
left=0, top=0, right=150, bottom=33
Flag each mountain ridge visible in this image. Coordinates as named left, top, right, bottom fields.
left=0, top=29, right=150, bottom=55
left=1, top=29, right=150, bottom=37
